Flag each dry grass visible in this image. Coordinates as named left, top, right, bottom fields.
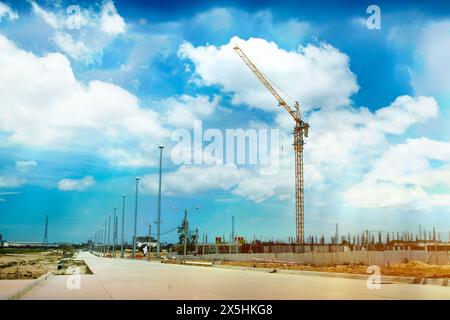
left=0, top=250, right=63, bottom=279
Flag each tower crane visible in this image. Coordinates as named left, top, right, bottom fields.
left=233, top=44, right=309, bottom=244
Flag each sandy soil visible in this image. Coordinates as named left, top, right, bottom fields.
left=0, top=250, right=63, bottom=279
left=220, top=260, right=450, bottom=278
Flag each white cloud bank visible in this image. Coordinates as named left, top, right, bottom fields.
left=179, top=36, right=359, bottom=112
left=175, top=36, right=446, bottom=208
left=345, top=138, right=450, bottom=209
left=100, top=1, right=126, bottom=35
left=58, top=176, right=95, bottom=191
left=0, top=33, right=167, bottom=149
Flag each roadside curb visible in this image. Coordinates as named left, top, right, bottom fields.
left=212, top=264, right=449, bottom=287
left=7, top=272, right=54, bottom=300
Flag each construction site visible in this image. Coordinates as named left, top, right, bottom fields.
left=0, top=2, right=450, bottom=300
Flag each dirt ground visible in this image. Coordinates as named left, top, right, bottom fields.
left=220, top=260, right=450, bottom=278
left=0, top=249, right=63, bottom=279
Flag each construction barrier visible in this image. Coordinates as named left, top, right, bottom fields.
left=173, top=249, right=450, bottom=266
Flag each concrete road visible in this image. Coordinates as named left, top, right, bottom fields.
left=21, top=252, right=450, bottom=300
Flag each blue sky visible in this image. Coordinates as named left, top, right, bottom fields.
left=0, top=0, right=449, bottom=243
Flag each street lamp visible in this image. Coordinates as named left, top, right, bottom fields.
left=113, top=207, right=117, bottom=257
left=107, top=214, right=111, bottom=255
left=156, top=145, right=164, bottom=259
left=121, top=195, right=126, bottom=258
left=133, top=177, right=139, bottom=259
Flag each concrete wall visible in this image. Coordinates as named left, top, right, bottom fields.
left=175, top=250, right=450, bottom=266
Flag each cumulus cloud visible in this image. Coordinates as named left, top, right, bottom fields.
left=15, top=160, right=37, bottom=172
left=0, top=176, right=25, bottom=188
left=100, top=1, right=126, bottom=35
left=178, top=36, right=358, bottom=112
left=30, top=0, right=60, bottom=28
left=140, top=165, right=247, bottom=196
left=58, top=176, right=95, bottom=191
left=0, top=1, right=18, bottom=21
left=164, top=95, right=219, bottom=128
left=344, top=138, right=450, bottom=208
left=0, top=33, right=167, bottom=154
left=53, top=32, right=94, bottom=63
left=29, top=1, right=125, bottom=64
left=306, top=95, right=439, bottom=168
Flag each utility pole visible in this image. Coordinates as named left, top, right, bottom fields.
left=115, top=215, right=118, bottom=255
left=335, top=223, right=339, bottom=245
left=103, top=220, right=107, bottom=256
left=43, top=214, right=48, bottom=244
left=121, top=195, right=125, bottom=258
left=156, top=145, right=164, bottom=259
left=231, top=215, right=235, bottom=245
left=195, top=227, right=199, bottom=255
left=183, top=209, right=188, bottom=261
left=133, top=177, right=139, bottom=259
left=112, top=207, right=117, bottom=257
left=148, top=223, right=152, bottom=253
left=107, top=214, right=111, bottom=255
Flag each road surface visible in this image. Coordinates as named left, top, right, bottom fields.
left=20, top=252, right=450, bottom=300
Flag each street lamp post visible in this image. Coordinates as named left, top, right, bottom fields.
left=107, top=214, right=111, bottom=255
left=121, top=195, right=125, bottom=258
left=112, top=207, right=116, bottom=257
left=183, top=209, right=188, bottom=261
left=133, top=177, right=139, bottom=259
left=103, top=220, right=107, bottom=257
left=156, top=145, right=164, bottom=259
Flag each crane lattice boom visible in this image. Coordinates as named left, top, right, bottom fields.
left=233, top=44, right=309, bottom=244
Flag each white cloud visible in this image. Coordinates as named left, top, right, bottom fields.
left=53, top=32, right=94, bottom=63
left=344, top=138, right=450, bottom=208
left=0, top=176, right=25, bottom=188
left=100, top=1, right=126, bottom=35
left=30, top=0, right=60, bottom=28
left=306, top=95, right=439, bottom=168
left=29, top=1, right=125, bottom=64
left=140, top=165, right=247, bottom=196
left=0, top=33, right=168, bottom=154
left=178, top=36, right=358, bottom=112
left=0, top=1, right=18, bottom=21
left=164, top=95, right=219, bottom=128
left=99, top=148, right=156, bottom=168
left=58, top=175, right=95, bottom=191
left=233, top=95, right=440, bottom=205
left=15, top=160, right=37, bottom=172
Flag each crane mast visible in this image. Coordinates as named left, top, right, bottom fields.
left=234, top=44, right=309, bottom=244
